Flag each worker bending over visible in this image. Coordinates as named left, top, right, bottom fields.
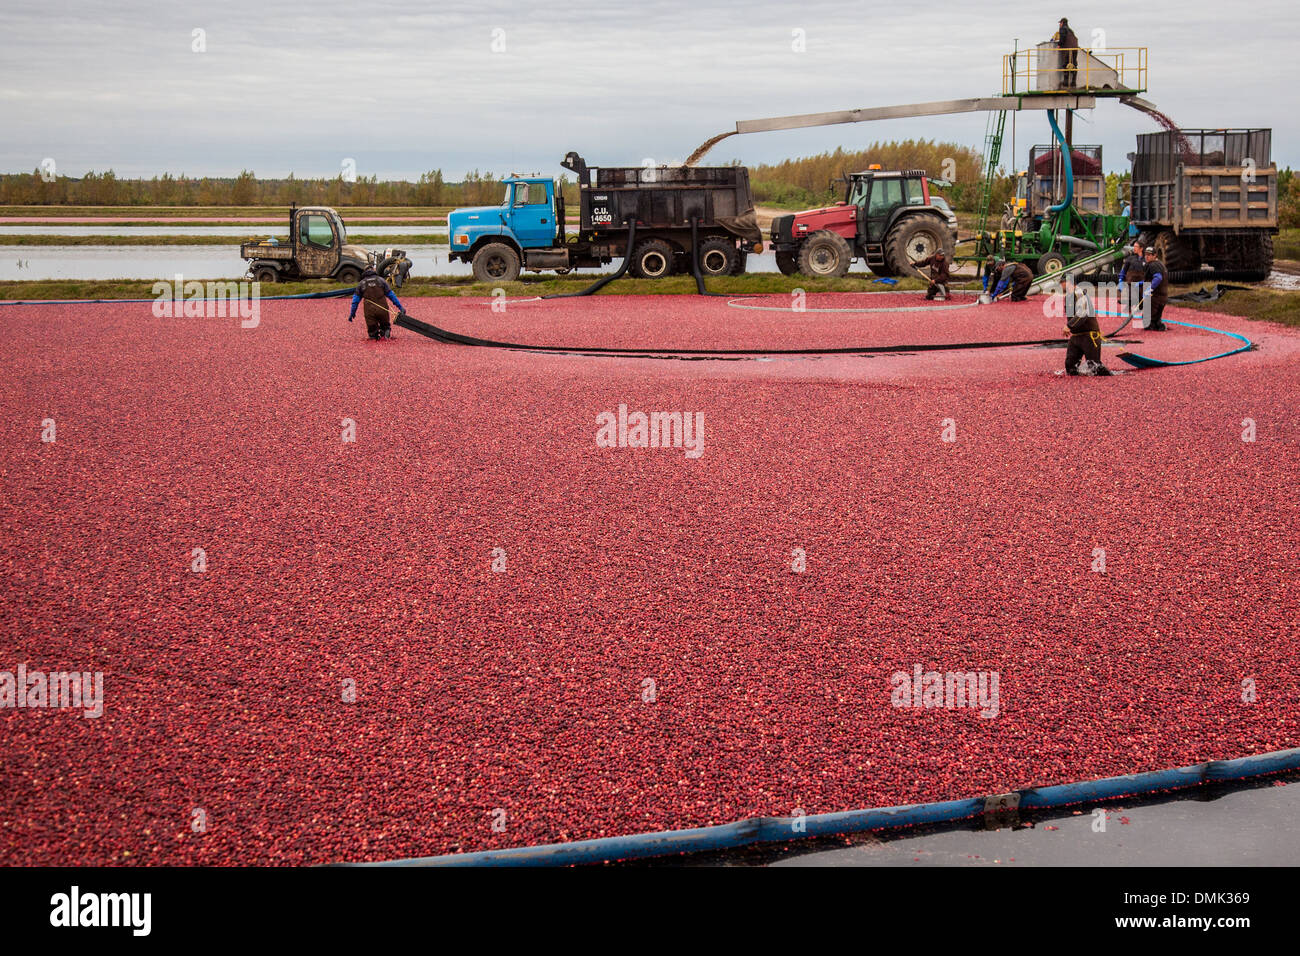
left=914, top=249, right=951, bottom=301
left=1061, top=273, right=1112, bottom=376
left=348, top=266, right=405, bottom=340
left=1142, top=246, right=1169, bottom=331
left=988, top=258, right=1034, bottom=301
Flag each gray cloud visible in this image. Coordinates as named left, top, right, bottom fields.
left=1, top=0, right=1295, bottom=180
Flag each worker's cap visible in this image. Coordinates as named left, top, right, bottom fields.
left=1059, top=17, right=1069, bottom=23
left=1144, top=246, right=1156, bottom=255
left=934, top=250, right=946, bottom=257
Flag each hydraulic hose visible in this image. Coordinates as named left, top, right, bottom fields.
left=541, top=219, right=637, bottom=299
left=1046, top=110, right=1074, bottom=215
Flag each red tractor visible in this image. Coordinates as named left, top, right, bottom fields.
left=769, top=167, right=957, bottom=278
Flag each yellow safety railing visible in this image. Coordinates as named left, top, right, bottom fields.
left=1002, top=47, right=1147, bottom=95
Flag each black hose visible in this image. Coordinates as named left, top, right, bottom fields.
left=393, top=310, right=1060, bottom=360
left=541, top=219, right=637, bottom=298
left=688, top=218, right=733, bottom=298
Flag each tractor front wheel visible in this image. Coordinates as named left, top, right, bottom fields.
left=775, top=251, right=800, bottom=276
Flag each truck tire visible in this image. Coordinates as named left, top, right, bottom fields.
left=1036, top=250, right=1068, bottom=277
left=629, top=239, right=675, bottom=279
left=698, top=238, right=737, bottom=278
left=775, top=251, right=799, bottom=276
left=1153, top=230, right=1199, bottom=271
left=473, top=243, right=521, bottom=282
left=252, top=265, right=278, bottom=284
left=337, top=266, right=362, bottom=284
left=1241, top=233, right=1274, bottom=279
left=797, top=230, right=852, bottom=278
left=885, top=215, right=953, bottom=277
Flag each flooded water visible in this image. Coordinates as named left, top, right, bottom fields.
left=0, top=225, right=447, bottom=237
left=0, top=245, right=813, bottom=280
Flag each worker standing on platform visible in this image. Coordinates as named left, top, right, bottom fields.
left=1054, top=18, right=1079, bottom=88
left=991, top=259, right=1035, bottom=301
left=348, top=266, right=405, bottom=340
left=1062, top=273, right=1112, bottom=376
left=1142, top=246, right=1169, bottom=331
left=914, top=249, right=951, bottom=300
left=1118, top=240, right=1145, bottom=317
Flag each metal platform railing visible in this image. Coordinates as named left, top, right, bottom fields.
left=1004, top=46, right=1147, bottom=95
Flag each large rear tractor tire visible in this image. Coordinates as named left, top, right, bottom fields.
left=797, top=230, right=852, bottom=278
left=885, top=214, right=954, bottom=277
left=472, top=243, right=521, bottom=283
left=629, top=239, right=676, bottom=279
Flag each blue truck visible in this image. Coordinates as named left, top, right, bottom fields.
left=447, top=152, right=763, bottom=281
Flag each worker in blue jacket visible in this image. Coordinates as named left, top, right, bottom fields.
left=348, top=267, right=405, bottom=340
left=1141, top=247, right=1169, bottom=331
left=990, top=259, right=1034, bottom=301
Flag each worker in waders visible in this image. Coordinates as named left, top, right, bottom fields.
left=914, top=249, right=951, bottom=300
left=1117, top=240, right=1146, bottom=318
left=1142, top=246, right=1169, bottom=331
left=1054, top=17, right=1079, bottom=88
left=348, top=266, right=405, bottom=340
left=991, top=259, right=1034, bottom=301
left=1061, top=273, right=1112, bottom=376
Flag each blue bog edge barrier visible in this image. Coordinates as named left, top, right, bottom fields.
left=351, top=746, right=1300, bottom=867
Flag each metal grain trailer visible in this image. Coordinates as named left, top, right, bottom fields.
left=1130, top=128, right=1277, bottom=275
left=447, top=151, right=763, bottom=281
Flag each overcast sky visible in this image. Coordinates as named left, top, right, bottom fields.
left=2, top=0, right=1296, bottom=182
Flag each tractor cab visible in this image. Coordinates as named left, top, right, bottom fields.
left=846, top=168, right=935, bottom=243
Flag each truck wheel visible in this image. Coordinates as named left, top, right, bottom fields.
left=1036, top=250, right=1068, bottom=277
left=797, top=230, right=852, bottom=278
left=473, top=243, right=521, bottom=282
left=697, top=238, right=737, bottom=277
left=337, top=266, right=362, bottom=284
left=629, top=239, right=675, bottom=279
left=775, top=252, right=799, bottom=276
left=885, top=215, right=953, bottom=277
left=252, top=266, right=278, bottom=284
left=1153, top=230, right=1199, bottom=272
left=1239, top=234, right=1273, bottom=279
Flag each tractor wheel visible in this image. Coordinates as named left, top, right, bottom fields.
left=629, top=239, right=675, bottom=279
left=472, top=243, right=521, bottom=282
left=1036, top=250, right=1068, bottom=277
left=797, top=230, right=852, bottom=278
left=336, top=266, right=362, bottom=284
left=697, top=238, right=738, bottom=278
left=775, top=251, right=800, bottom=276
left=885, top=215, right=954, bottom=277
left=1153, top=230, right=1199, bottom=271
left=252, top=266, right=278, bottom=284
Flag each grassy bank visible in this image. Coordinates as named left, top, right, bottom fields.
left=0, top=205, right=455, bottom=219
left=1, top=273, right=937, bottom=301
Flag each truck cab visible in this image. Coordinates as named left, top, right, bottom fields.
left=448, top=178, right=563, bottom=272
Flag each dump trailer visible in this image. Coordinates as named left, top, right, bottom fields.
left=447, top=152, right=763, bottom=281
left=1130, top=128, right=1277, bottom=276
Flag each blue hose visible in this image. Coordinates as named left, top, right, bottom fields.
left=349, top=745, right=1300, bottom=867
left=1105, top=316, right=1253, bottom=368
left=1046, top=111, right=1074, bottom=215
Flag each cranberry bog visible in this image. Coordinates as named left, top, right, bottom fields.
left=2, top=291, right=1299, bottom=865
